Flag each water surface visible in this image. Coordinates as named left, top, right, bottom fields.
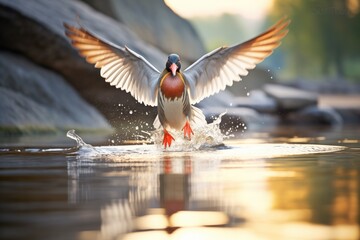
left=0, top=127, right=359, bottom=240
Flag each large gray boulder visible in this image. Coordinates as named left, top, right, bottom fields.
left=82, top=0, right=206, bottom=63
left=226, top=68, right=275, bottom=97
left=0, top=0, right=167, bottom=126
left=263, top=84, right=318, bottom=111
left=0, top=0, right=207, bottom=131
left=0, top=51, right=111, bottom=134
left=287, top=106, right=343, bottom=126
left=0, top=0, right=165, bottom=67
left=198, top=89, right=277, bottom=113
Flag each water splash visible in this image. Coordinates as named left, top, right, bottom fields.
left=66, top=129, right=157, bottom=158
left=66, top=129, right=99, bottom=155
left=64, top=129, right=346, bottom=162
left=66, top=129, right=92, bottom=148
left=66, top=112, right=227, bottom=154
left=151, top=112, right=227, bottom=151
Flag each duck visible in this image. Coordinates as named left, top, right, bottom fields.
left=64, top=18, right=289, bottom=148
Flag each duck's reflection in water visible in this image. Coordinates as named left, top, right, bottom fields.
left=68, top=154, right=232, bottom=240
left=67, top=148, right=359, bottom=240
left=160, top=155, right=192, bottom=233
left=124, top=155, right=230, bottom=239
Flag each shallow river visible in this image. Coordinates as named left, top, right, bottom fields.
left=0, top=126, right=359, bottom=240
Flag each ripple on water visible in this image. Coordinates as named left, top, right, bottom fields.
left=65, top=129, right=346, bottom=162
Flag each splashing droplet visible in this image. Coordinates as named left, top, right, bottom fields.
left=67, top=130, right=89, bottom=148
left=151, top=112, right=227, bottom=151
left=66, top=130, right=98, bottom=154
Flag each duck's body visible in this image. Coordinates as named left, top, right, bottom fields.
left=159, top=73, right=189, bottom=130
left=157, top=64, right=196, bottom=147
left=64, top=18, right=290, bottom=148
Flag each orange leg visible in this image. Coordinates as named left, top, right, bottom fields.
left=163, top=129, right=175, bottom=148
left=182, top=121, right=194, bottom=140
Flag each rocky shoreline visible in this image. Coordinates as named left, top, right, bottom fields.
left=200, top=82, right=360, bottom=130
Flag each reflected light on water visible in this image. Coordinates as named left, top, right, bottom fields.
left=338, top=139, right=359, bottom=144
left=135, top=214, right=168, bottom=230
left=66, top=136, right=357, bottom=240
left=122, top=228, right=263, bottom=240
left=133, top=210, right=229, bottom=230
left=100, top=200, right=133, bottom=240
left=332, top=168, right=358, bottom=225
left=170, top=211, right=228, bottom=227
left=122, top=231, right=168, bottom=240
left=1, top=128, right=359, bottom=240
left=219, top=166, right=274, bottom=216
left=247, top=222, right=359, bottom=240
left=171, top=227, right=262, bottom=240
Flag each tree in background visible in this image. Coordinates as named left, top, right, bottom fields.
left=271, top=0, right=360, bottom=81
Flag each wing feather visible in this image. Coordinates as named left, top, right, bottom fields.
left=64, top=23, right=160, bottom=106
left=183, top=17, right=290, bottom=104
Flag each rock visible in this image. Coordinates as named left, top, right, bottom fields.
left=233, top=90, right=278, bottom=113
left=287, top=106, right=343, bottom=126
left=197, top=90, right=235, bottom=108
left=263, top=84, right=318, bottom=111
left=79, top=0, right=117, bottom=20
left=0, top=0, right=166, bottom=126
left=335, top=109, right=360, bottom=124
left=284, top=78, right=360, bottom=94
left=198, top=89, right=278, bottom=113
left=201, top=106, right=278, bottom=130
left=0, top=51, right=112, bottom=134
left=82, top=0, right=206, bottom=63
left=227, top=68, right=275, bottom=97
left=197, top=89, right=279, bottom=129
left=0, top=0, right=165, bottom=67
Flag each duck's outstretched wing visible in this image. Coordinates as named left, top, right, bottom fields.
left=183, top=18, right=290, bottom=104
left=64, top=23, right=160, bottom=106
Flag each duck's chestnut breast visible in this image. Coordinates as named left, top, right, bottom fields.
left=160, top=72, right=185, bottom=100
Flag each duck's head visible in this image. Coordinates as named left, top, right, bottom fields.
left=166, top=54, right=181, bottom=76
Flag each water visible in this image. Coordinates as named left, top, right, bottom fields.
left=0, top=127, right=359, bottom=240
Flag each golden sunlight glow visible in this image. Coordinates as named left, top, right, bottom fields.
left=170, top=211, right=229, bottom=227
left=165, top=0, right=274, bottom=20
left=347, top=0, right=360, bottom=15
left=171, top=227, right=263, bottom=240
left=220, top=167, right=274, bottom=216
left=135, top=214, right=168, bottom=230
left=122, top=231, right=168, bottom=240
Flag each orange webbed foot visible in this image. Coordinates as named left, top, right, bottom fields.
left=163, top=129, right=175, bottom=149
left=182, top=121, right=194, bottom=140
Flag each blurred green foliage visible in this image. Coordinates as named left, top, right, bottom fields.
left=271, top=0, right=360, bottom=80
left=189, top=1, right=360, bottom=81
